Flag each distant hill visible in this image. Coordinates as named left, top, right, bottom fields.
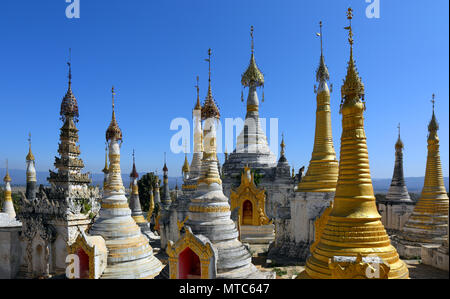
left=1, top=168, right=448, bottom=193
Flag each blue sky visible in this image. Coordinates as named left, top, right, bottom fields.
left=0, top=0, right=448, bottom=179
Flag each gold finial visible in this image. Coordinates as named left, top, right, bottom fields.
left=132, top=149, right=135, bottom=164
left=280, top=133, right=286, bottom=156
left=4, top=159, right=11, bottom=183
left=428, top=93, right=439, bottom=135
left=26, top=132, right=35, bottom=161
left=102, top=142, right=108, bottom=173
left=106, top=85, right=123, bottom=141
left=194, top=76, right=201, bottom=110
left=398, top=123, right=401, bottom=138
left=317, top=21, right=323, bottom=56
left=250, top=25, right=254, bottom=54
left=345, top=7, right=354, bottom=47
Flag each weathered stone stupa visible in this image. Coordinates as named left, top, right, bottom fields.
left=298, top=8, right=409, bottom=279
left=86, top=87, right=163, bottom=279
left=377, top=125, right=414, bottom=233
left=393, top=95, right=449, bottom=258
left=167, top=49, right=272, bottom=279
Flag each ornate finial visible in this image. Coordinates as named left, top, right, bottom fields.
left=316, top=21, right=330, bottom=83
left=346, top=7, right=354, bottom=47
left=102, top=142, right=108, bottom=173
left=202, top=49, right=221, bottom=120
left=341, top=7, right=364, bottom=106
left=318, top=21, right=323, bottom=56
left=431, top=93, right=435, bottom=113
left=241, top=26, right=264, bottom=87
left=106, top=86, right=123, bottom=141
left=130, top=149, right=139, bottom=179
left=4, top=159, right=11, bottom=183
left=395, top=123, right=404, bottom=149
left=194, top=76, right=201, bottom=110
left=281, top=133, right=285, bottom=153
left=26, top=132, right=35, bottom=161
left=428, top=93, right=439, bottom=134
left=205, top=48, right=212, bottom=84
left=67, top=48, right=72, bottom=87
left=250, top=25, right=254, bottom=54
left=398, top=123, right=401, bottom=138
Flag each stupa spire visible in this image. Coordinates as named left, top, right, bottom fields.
left=298, top=8, right=409, bottom=279
left=48, top=57, right=91, bottom=190
left=402, top=94, right=449, bottom=243
left=386, top=123, right=411, bottom=202
left=161, top=152, right=171, bottom=207
left=202, top=49, right=220, bottom=120
left=190, top=76, right=204, bottom=179
left=2, top=159, right=15, bottom=219
left=88, top=89, right=162, bottom=278
left=298, top=20, right=338, bottom=192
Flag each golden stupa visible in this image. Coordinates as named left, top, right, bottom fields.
left=298, top=8, right=409, bottom=279
left=402, top=95, right=449, bottom=243
left=297, top=21, right=339, bottom=193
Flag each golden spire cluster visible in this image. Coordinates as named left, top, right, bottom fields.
left=299, top=8, right=409, bottom=279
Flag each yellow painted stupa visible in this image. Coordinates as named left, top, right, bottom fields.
left=297, top=21, right=339, bottom=193
left=298, top=8, right=409, bottom=279
left=401, top=95, right=449, bottom=244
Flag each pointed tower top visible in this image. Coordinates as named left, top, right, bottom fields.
left=102, top=142, right=109, bottom=173
left=428, top=93, right=439, bottom=133
left=194, top=76, right=201, bottom=110
left=3, top=159, right=11, bottom=183
left=60, top=49, right=79, bottom=121
left=241, top=26, right=264, bottom=87
left=202, top=48, right=220, bottom=120
left=163, top=152, right=168, bottom=172
left=26, top=132, right=35, bottom=161
left=316, top=21, right=330, bottom=83
left=106, top=86, right=123, bottom=141
left=279, top=133, right=287, bottom=163
left=395, top=123, right=404, bottom=149
left=341, top=7, right=365, bottom=105
left=130, top=149, right=139, bottom=179
left=182, top=153, right=190, bottom=174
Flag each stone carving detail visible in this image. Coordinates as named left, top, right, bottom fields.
left=328, top=253, right=390, bottom=279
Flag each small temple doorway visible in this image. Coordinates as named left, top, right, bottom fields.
left=77, top=248, right=90, bottom=279
left=242, top=200, right=253, bottom=225
left=178, top=247, right=201, bottom=279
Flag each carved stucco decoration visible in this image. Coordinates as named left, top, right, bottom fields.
left=230, top=166, right=271, bottom=226
left=166, top=226, right=216, bottom=279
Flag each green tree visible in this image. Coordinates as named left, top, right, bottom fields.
left=137, top=172, right=160, bottom=213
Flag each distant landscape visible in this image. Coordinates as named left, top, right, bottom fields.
left=1, top=168, right=448, bottom=194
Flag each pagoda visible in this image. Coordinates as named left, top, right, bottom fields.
left=167, top=49, right=272, bottom=279
left=280, top=21, right=339, bottom=261
left=47, top=61, right=91, bottom=192
left=377, top=125, right=414, bottom=233
left=2, top=161, right=16, bottom=219
left=298, top=8, right=409, bottom=279
left=128, top=150, right=152, bottom=239
left=84, top=87, right=163, bottom=279
left=393, top=95, right=449, bottom=258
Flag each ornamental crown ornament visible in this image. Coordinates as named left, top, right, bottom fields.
left=60, top=58, right=79, bottom=121
left=106, top=86, right=123, bottom=141
left=241, top=26, right=264, bottom=87
left=201, top=48, right=220, bottom=120
left=341, top=8, right=365, bottom=105
left=26, top=132, right=35, bottom=161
